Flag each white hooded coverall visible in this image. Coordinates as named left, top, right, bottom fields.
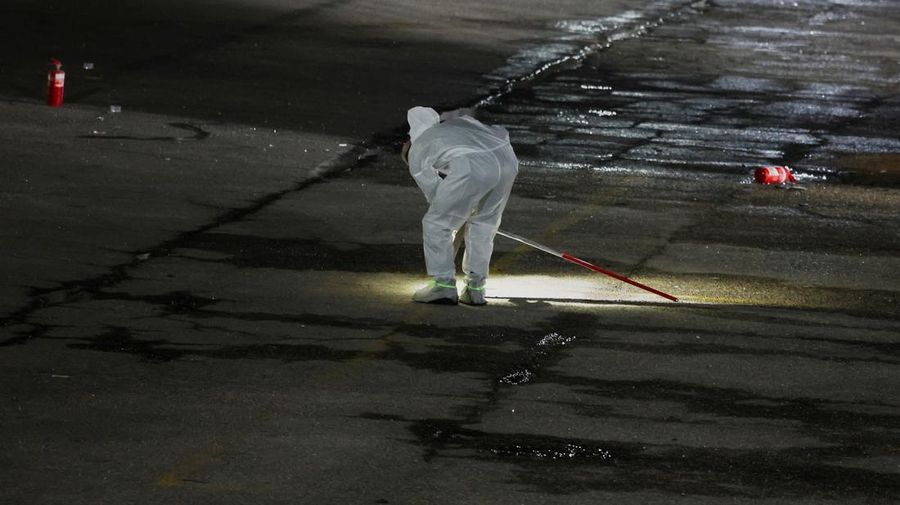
left=407, top=107, right=519, bottom=282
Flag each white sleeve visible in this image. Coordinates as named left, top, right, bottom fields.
left=408, top=146, right=440, bottom=203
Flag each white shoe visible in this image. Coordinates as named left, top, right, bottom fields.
left=413, top=278, right=458, bottom=305
left=460, top=275, right=487, bottom=306
left=459, top=285, right=486, bottom=306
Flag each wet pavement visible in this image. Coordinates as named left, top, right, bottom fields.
left=2, top=0, right=899, bottom=504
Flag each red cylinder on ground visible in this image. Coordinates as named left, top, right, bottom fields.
left=754, top=165, right=796, bottom=184
left=47, top=58, right=65, bottom=107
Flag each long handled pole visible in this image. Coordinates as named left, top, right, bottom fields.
left=496, top=229, right=678, bottom=302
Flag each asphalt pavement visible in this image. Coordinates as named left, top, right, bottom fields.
left=1, top=0, right=898, bottom=503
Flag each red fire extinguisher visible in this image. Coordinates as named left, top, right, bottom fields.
left=47, top=58, right=65, bottom=107
left=754, top=165, right=796, bottom=185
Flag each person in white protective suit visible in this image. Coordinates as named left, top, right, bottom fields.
left=401, top=106, right=518, bottom=305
